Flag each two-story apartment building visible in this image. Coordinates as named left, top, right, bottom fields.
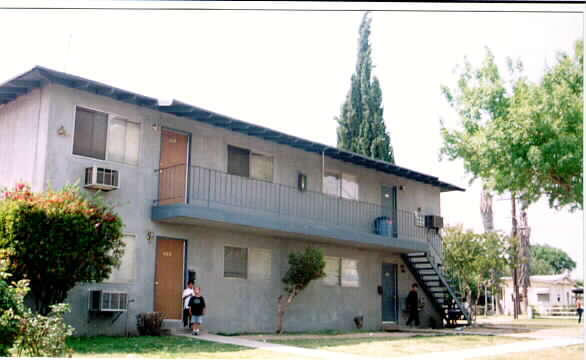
left=0, top=66, right=466, bottom=335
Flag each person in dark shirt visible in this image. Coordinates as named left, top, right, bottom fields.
left=189, top=286, right=206, bottom=335
left=406, top=283, right=420, bottom=327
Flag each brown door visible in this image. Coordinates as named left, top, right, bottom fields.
left=154, top=238, right=185, bottom=319
left=159, top=129, right=189, bottom=205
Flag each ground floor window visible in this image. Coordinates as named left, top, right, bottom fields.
left=104, top=234, right=136, bottom=283
left=224, top=246, right=248, bottom=279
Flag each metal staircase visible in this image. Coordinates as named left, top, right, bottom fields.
left=400, top=251, right=470, bottom=325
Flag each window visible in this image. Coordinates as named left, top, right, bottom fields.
left=341, top=174, right=359, bottom=200
left=323, top=256, right=340, bottom=286
left=537, top=293, right=550, bottom=303
left=323, top=171, right=359, bottom=200
left=73, top=106, right=140, bottom=165
left=104, top=235, right=136, bottom=283
left=323, top=172, right=340, bottom=197
left=224, top=246, right=248, bottom=279
left=249, top=248, right=272, bottom=280
left=341, top=258, right=359, bottom=287
left=227, top=145, right=273, bottom=182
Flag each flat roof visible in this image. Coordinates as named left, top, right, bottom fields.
left=0, top=66, right=464, bottom=192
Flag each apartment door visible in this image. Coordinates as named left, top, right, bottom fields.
left=154, top=238, right=185, bottom=319
left=158, top=129, right=189, bottom=205
left=381, top=263, right=398, bottom=322
left=381, top=185, right=398, bottom=237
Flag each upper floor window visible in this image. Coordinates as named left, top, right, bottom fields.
left=73, top=106, right=140, bottom=166
left=227, top=145, right=273, bottom=182
left=323, top=171, right=359, bottom=200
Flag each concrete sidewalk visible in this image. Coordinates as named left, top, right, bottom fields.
left=172, top=329, right=583, bottom=360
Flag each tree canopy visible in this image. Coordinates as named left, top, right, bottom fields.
left=442, top=225, right=510, bottom=320
left=441, top=40, right=583, bottom=210
left=530, top=244, right=576, bottom=275
left=336, top=12, right=395, bottom=163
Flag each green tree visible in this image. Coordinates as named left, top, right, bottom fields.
left=441, top=40, right=583, bottom=210
left=442, top=226, right=509, bottom=322
left=276, top=247, right=325, bottom=334
left=0, top=183, right=124, bottom=315
left=336, top=12, right=395, bottom=163
left=530, top=244, right=576, bottom=275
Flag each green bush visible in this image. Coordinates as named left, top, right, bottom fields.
left=0, top=249, right=74, bottom=357
left=0, top=183, right=124, bottom=315
left=10, top=303, right=74, bottom=357
left=0, top=249, right=26, bottom=356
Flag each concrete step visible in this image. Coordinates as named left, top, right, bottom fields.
left=382, top=322, right=399, bottom=331
left=162, top=319, right=184, bottom=330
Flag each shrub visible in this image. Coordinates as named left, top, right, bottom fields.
left=0, top=249, right=26, bottom=356
left=0, top=183, right=124, bottom=315
left=10, top=303, right=74, bottom=357
left=137, top=312, right=164, bottom=336
left=0, top=249, right=74, bottom=357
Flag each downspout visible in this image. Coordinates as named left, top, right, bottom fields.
left=321, top=148, right=326, bottom=192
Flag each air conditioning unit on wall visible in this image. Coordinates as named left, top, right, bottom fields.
left=84, top=166, right=119, bottom=191
left=425, top=215, right=444, bottom=229
left=89, top=290, right=128, bottom=312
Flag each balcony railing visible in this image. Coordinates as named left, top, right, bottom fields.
left=157, top=165, right=443, bottom=252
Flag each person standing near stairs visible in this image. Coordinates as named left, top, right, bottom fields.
left=406, top=283, right=420, bottom=327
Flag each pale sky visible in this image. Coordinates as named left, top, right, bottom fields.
left=0, top=2, right=583, bottom=278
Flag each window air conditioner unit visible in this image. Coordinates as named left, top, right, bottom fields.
left=84, top=166, right=119, bottom=191
left=88, top=290, right=128, bottom=312
left=425, top=215, right=444, bottom=229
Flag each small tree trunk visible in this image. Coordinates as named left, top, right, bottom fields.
left=276, top=294, right=295, bottom=334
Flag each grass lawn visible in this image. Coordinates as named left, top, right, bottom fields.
left=479, top=316, right=581, bottom=329
left=475, top=344, right=584, bottom=360
left=270, top=334, right=533, bottom=358
left=67, top=336, right=314, bottom=359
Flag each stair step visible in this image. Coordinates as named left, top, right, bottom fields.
left=407, top=252, right=426, bottom=257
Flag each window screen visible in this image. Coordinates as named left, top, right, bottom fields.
left=323, top=256, right=340, bottom=286
left=73, top=107, right=108, bottom=159
left=249, top=248, right=272, bottom=280
left=341, top=258, right=359, bottom=287
left=323, top=172, right=341, bottom=197
left=341, top=174, right=359, bottom=200
left=227, top=146, right=250, bottom=177
left=107, top=117, right=140, bottom=165
left=537, top=293, right=550, bottom=303
left=251, top=153, right=273, bottom=182
left=224, top=246, right=248, bottom=279
left=104, top=235, right=136, bottom=283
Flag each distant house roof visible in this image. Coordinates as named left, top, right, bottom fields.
left=502, top=272, right=576, bottom=285
left=0, top=66, right=465, bottom=192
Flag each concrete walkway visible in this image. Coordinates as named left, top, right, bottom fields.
left=172, top=329, right=583, bottom=360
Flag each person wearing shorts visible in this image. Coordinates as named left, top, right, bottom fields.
left=189, top=286, right=206, bottom=335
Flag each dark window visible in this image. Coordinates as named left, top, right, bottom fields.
left=224, top=246, right=248, bottom=279
left=73, top=107, right=108, bottom=159
left=227, top=145, right=250, bottom=177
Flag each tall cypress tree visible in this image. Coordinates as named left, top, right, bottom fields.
left=336, top=12, right=395, bottom=164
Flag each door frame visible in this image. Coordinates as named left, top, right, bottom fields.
left=153, top=236, right=188, bottom=316
left=381, top=262, right=399, bottom=323
left=157, top=126, right=192, bottom=205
